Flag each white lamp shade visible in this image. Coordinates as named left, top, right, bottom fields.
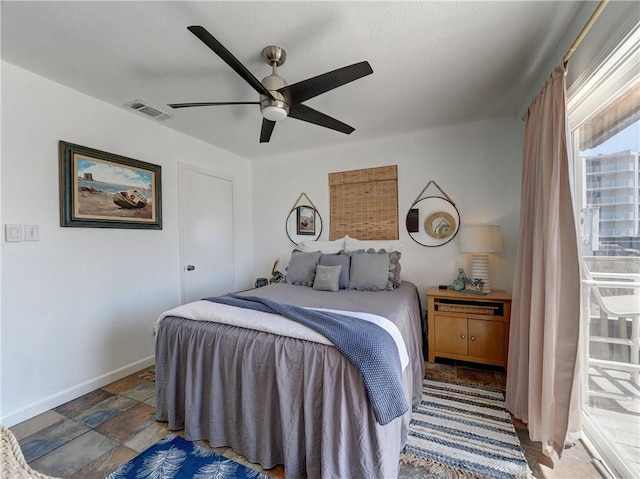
left=459, top=225, right=503, bottom=253
left=459, top=225, right=503, bottom=293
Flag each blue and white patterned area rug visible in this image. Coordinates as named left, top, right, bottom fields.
left=105, top=434, right=269, bottom=479
left=401, top=378, right=533, bottom=479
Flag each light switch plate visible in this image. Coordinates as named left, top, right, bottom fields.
left=5, top=224, right=22, bottom=242
left=25, top=224, right=39, bottom=241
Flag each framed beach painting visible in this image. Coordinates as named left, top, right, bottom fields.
left=59, top=141, right=162, bottom=229
left=296, top=205, right=316, bottom=235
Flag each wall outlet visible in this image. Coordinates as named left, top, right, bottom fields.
left=25, top=224, right=39, bottom=241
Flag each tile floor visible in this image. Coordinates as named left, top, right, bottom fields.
left=10, top=362, right=603, bottom=478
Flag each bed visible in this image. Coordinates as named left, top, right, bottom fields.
left=155, top=257, right=424, bottom=478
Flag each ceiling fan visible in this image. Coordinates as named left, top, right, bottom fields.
left=168, top=26, right=373, bottom=143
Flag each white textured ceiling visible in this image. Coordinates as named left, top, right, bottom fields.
left=1, top=1, right=582, bottom=160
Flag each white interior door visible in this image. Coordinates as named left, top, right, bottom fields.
left=179, top=165, right=235, bottom=304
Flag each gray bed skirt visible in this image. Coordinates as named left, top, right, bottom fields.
left=155, top=281, right=424, bottom=479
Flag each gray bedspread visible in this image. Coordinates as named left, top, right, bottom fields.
left=204, top=293, right=408, bottom=425
left=155, top=281, right=424, bottom=479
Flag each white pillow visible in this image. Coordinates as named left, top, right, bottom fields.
left=297, top=236, right=347, bottom=254
left=344, top=237, right=403, bottom=252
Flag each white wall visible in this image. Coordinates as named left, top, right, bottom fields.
left=0, top=61, right=254, bottom=426
left=252, top=117, right=523, bottom=305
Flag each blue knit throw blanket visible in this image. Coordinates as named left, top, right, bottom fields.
left=204, top=294, right=408, bottom=425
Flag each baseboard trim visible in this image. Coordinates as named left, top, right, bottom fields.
left=1, top=355, right=155, bottom=427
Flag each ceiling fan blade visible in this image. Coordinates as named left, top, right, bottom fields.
left=279, top=61, right=373, bottom=105
left=187, top=26, right=274, bottom=99
left=260, top=118, right=276, bottom=143
left=168, top=101, right=259, bottom=109
left=288, top=104, right=355, bottom=135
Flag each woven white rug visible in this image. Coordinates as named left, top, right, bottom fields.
left=401, top=378, right=533, bottom=479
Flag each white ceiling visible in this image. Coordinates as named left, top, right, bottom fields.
left=1, top=1, right=582, bottom=160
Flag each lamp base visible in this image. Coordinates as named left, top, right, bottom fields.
left=470, top=253, right=491, bottom=293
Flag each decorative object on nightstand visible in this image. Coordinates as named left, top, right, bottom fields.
left=270, top=260, right=284, bottom=284
left=451, top=268, right=467, bottom=291
left=406, top=180, right=460, bottom=247
left=450, top=268, right=485, bottom=294
left=459, top=224, right=503, bottom=293
left=463, top=277, right=485, bottom=294
left=426, top=287, right=511, bottom=368
left=255, top=278, right=268, bottom=288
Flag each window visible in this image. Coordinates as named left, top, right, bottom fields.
left=568, top=22, right=639, bottom=478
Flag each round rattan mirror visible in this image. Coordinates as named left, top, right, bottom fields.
left=406, top=197, right=460, bottom=247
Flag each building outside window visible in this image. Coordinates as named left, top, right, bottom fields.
left=582, top=148, right=640, bottom=255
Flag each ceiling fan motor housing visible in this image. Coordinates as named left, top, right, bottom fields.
left=260, top=73, right=289, bottom=121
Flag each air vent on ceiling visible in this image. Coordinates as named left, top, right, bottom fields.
left=125, top=99, right=172, bottom=121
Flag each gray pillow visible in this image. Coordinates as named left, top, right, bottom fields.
left=319, top=253, right=350, bottom=289
left=348, top=250, right=391, bottom=291
left=313, top=264, right=342, bottom=292
left=286, top=251, right=321, bottom=286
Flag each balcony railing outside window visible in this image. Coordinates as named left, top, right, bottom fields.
left=586, top=163, right=635, bottom=173
left=581, top=257, right=640, bottom=476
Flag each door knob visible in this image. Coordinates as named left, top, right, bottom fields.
left=186, top=265, right=196, bottom=271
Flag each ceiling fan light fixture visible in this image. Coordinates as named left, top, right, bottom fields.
left=260, top=90, right=289, bottom=121
left=262, top=105, right=288, bottom=121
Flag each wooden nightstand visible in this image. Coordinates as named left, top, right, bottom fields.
left=426, top=287, right=511, bottom=368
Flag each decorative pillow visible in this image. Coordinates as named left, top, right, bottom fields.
left=344, top=237, right=403, bottom=252
left=348, top=250, right=391, bottom=291
left=313, top=264, right=342, bottom=292
left=319, top=253, right=351, bottom=289
left=297, top=236, right=347, bottom=254
left=286, top=251, right=321, bottom=286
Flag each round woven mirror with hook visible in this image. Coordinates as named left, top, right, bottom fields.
left=425, top=211, right=456, bottom=239
left=406, top=196, right=460, bottom=247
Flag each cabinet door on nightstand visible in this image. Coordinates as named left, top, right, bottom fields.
left=468, top=319, right=504, bottom=363
left=434, top=315, right=468, bottom=356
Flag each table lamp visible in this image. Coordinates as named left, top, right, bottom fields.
left=459, top=225, right=503, bottom=293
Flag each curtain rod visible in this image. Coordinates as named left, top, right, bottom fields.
left=563, top=0, right=609, bottom=66
left=522, top=0, right=609, bottom=121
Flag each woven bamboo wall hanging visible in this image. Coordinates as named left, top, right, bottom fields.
left=328, top=165, right=398, bottom=240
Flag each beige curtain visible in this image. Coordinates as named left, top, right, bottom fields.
left=505, top=64, right=582, bottom=458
